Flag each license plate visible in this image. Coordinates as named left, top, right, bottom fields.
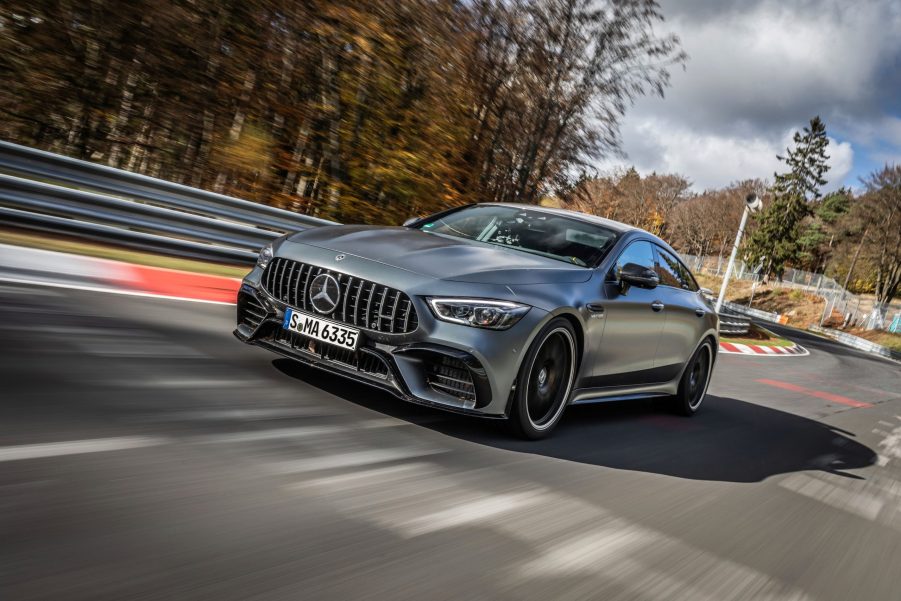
left=283, top=308, right=360, bottom=351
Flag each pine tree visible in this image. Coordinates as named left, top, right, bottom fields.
left=797, top=187, right=852, bottom=271
left=744, top=116, right=830, bottom=279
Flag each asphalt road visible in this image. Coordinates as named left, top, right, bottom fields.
left=2, top=283, right=901, bottom=601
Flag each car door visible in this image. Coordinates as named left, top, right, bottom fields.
left=652, top=246, right=708, bottom=381
left=589, top=240, right=667, bottom=387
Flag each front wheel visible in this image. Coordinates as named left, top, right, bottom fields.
left=672, top=340, right=713, bottom=416
left=509, top=318, right=577, bottom=439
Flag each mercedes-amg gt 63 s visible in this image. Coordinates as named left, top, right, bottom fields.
left=234, top=203, right=718, bottom=438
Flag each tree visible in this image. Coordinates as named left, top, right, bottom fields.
left=744, top=116, right=830, bottom=279
left=560, top=167, right=691, bottom=235
left=856, top=165, right=901, bottom=327
left=668, top=180, right=766, bottom=267
left=0, top=0, right=685, bottom=226
left=797, top=187, right=853, bottom=272
left=460, top=1, right=685, bottom=207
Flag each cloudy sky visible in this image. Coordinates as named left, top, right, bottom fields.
left=601, top=0, right=901, bottom=192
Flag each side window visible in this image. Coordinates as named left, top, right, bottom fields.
left=611, top=240, right=656, bottom=279
left=653, top=248, right=682, bottom=288
left=678, top=260, right=700, bottom=292
left=655, top=247, right=699, bottom=291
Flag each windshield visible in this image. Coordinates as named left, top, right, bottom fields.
left=415, top=205, right=619, bottom=267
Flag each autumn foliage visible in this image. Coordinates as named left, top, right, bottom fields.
left=0, top=0, right=683, bottom=224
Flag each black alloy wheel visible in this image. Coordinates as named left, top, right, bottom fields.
left=509, top=318, right=577, bottom=439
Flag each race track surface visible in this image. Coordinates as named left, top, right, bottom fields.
left=2, top=283, right=901, bottom=601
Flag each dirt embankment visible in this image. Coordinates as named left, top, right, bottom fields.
left=695, top=274, right=826, bottom=327
left=696, top=273, right=901, bottom=350
left=733, top=289, right=827, bottom=327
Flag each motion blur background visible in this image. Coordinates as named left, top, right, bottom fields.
left=2, top=0, right=900, bottom=324
left=2, top=1, right=901, bottom=600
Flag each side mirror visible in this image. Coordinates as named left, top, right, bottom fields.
left=618, top=262, right=659, bottom=289
left=402, top=217, right=419, bottom=227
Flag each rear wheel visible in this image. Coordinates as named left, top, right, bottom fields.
left=509, top=318, right=577, bottom=439
left=672, top=340, right=713, bottom=416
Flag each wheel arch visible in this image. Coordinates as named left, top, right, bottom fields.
left=503, top=309, right=585, bottom=417
left=676, top=331, right=719, bottom=383
left=702, top=329, right=719, bottom=365
left=553, top=311, right=586, bottom=369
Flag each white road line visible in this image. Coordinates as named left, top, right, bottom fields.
left=877, top=424, right=901, bottom=460
left=107, top=378, right=270, bottom=390
left=0, top=284, right=62, bottom=296
left=267, top=447, right=446, bottom=474
left=196, top=425, right=346, bottom=444
left=504, top=494, right=813, bottom=601
left=0, top=277, right=236, bottom=305
left=397, top=492, right=542, bottom=536
left=153, top=407, right=337, bottom=421
left=76, top=339, right=207, bottom=358
left=0, top=436, right=167, bottom=462
left=358, top=417, right=410, bottom=429
left=287, top=461, right=814, bottom=601
left=296, top=462, right=434, bottom=489
left=778, top=473, right=884, bottom=521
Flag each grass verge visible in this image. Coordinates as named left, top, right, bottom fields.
left=720, top=324, right=795, bottom=347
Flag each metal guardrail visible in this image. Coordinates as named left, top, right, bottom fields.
left=717, top=309, right=752, bottom=336
left=809, top=325, right=901, bottom=362
left=0, top=140, right=335, bottom=263
left=701, top=291, right=751, bottom=336
left=721, top=300, right=782, bottom=324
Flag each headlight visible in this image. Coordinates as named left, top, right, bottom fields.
left=426, top=298, right=530, bottom=330
left=256, top=243, right=274, bottom=269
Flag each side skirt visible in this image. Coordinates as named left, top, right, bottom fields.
left=568, top=380, right=678, bottom=405
left=569, top=391, right=672, bottom=405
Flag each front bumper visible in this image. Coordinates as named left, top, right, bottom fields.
left=234, top=275, right=547, bottom=418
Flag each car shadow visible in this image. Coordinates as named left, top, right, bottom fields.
left=272, top=359, right=878, bottom=483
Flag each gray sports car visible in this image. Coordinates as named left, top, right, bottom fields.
left=234, top=203, right=718, bottom=438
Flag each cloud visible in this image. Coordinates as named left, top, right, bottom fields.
left=605, top=119, right=853, bottom=192
left=601, top=0, right=901, bottom=191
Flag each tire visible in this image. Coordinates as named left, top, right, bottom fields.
left=672, top=340, right=713, bottom=416
left=508, top=318, right=578, bottom=439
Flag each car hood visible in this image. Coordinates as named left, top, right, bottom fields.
left=287, top=225, right=592, bottom=284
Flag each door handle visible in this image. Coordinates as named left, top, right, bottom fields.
left=651, top=301, right=665, bottom=312
left=695, top=308, right=705, bottom=317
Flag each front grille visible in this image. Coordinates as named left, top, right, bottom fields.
left=262, top=257, right=418, bottom=334
left=237, top=293, right=267, bottom=330
left=426, top=355, right=476, bottom=403
left=273, top=328, right=390, bottom=379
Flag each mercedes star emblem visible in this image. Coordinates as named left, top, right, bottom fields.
left=309, top=273, right=341, bottom=314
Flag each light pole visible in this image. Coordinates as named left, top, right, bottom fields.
left=715, top=193, right=762, bottom=313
